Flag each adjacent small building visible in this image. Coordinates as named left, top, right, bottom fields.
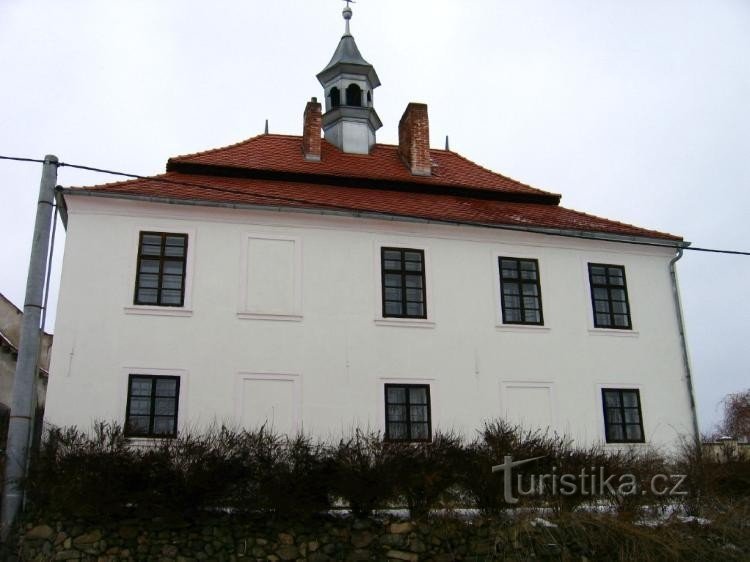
left=0, top=292, right=52, bottom=444
left=44, top=7, right=699, bottom=449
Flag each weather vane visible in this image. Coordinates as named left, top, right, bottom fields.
left=343, top=0, right=356, bottom=6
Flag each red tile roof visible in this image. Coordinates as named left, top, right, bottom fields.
left=67, top=133, right=681, bottom=242
left=167, top=135, right=560, bottom=202
left=74, top=170, right=682, bottom=242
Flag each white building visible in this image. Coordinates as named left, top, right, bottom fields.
left=45, top=7, right=698, bottom=449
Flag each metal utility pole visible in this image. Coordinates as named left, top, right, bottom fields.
left=1, top=155, right=58, bottom=540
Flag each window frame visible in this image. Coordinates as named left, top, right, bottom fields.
left=133, top=231, right=188, bottom=307
left=384, top=383, right=432, bottom=443
left=124, top=374, right=181, bottom=438
left=587, top=263, right=632, bottom=330
left=498, top=257, right=544, bottom=326
left=380, top=247, right=428, bottom=320
left=601, top=388, right=645, bottom=444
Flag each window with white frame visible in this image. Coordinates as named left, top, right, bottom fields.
left=498, top=257, right=543, bottom=325
left=384, top=384, right=431, bottom=442
left=602, top=388, right=644, bottom=443
left=125, top=375, right=180, bottom=438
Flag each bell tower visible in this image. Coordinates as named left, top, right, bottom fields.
left=316, top=3, right=382, bottom=154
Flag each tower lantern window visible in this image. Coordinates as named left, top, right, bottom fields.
left=346, top=84, right=362, bottom=107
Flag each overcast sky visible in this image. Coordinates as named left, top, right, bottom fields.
left=1, top=0, right=748, bottom=433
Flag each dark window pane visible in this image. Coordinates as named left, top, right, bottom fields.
left=130, top=378, right=152, bottom=395
left=163, top=261, right=183, bottom=275
left=383, top=250, right=401, bottom=261
left=142, top=245, right=163, bottom=257
left=409, top=387, right=428, bottom=403
left=404, top=275, right=423, bottom=288
left=521, top=284, right=538, bottom=296
left=406, top=289, right=424, bottom=302
left=404, top=261, right=422, bottom=272
left=504, top=296, right=520, bottom=309
left=127, top=416, right=149, bottom=434
left=155, top=398, right=175, bottom=416
left=595, top=301, right=610, bottom=313
left=161, top=290, right=182, bottom=305
left=614, top=315, right=630, bottom=327
left=387, top=387, right=406, bottom=403
left=604, top=391, right=621, bottom=407
left=411, top=423, right=430, bottom=440
left=385, top=302, right=402, bottom=316
left=608, top=425, right=624, bottom=442
left=505, top=309, right=522, bottom=322
left=138, top=273, right=159, bottom=289
left=164, top=245, right=185, bottom=257
left=596, top=313, right=610, bottom=326
left=129, top=397, right=151, bottom=416
left=410, top=405, right=428, bottom=422
left=139, top=260, right=160, bottom=274
left=137, top=289, right=158, bottom=304
left=384, top=260, right=401, bottom=270
left=503, top=284, right=520, bottom=296
left=524, top=310, right=541, bottom=323
left=622, top=392, right=638, bottom=407
left=156, top=378, right=178, bottom=396
left=523, top=297, right=538, bottom=310
left=404, top=251, right=422, bottom=262
left=161, top=275, right=183, bottom=290
left=406, top=302, right=424, bottom=317
left=624, top=409, right=640, bottom=423
left=385, top=288, right=402, bottom=301
left=384, top=274, right=402, bottom=287
left=388, top=405, right=407, bottom=422
left=388, top=423, right=407, bottom=440
left=153, top=417, right=175, bottom=435
left=625, top=425, right=642, bottom=441
left=608, top=410, right=623, bottom=424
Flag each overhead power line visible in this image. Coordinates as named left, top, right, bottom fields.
left=2, top=154, right=749, bottom=256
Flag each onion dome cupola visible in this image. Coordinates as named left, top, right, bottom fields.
left=317, top=3, right=382, bottom=154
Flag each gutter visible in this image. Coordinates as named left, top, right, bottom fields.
left=669, top=248, right=701, bottom=444
left=60, top=188, right=688, bottom=250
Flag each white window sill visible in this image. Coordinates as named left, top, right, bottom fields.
left=374, top=318, right=436, bottom=329
left=124, top=306, right=193, bottom=317
left=588, top=328, right=639, bottom=337
left=237, top=312, right=303, bottom=322
left=495, top=324, right=550, bottom=333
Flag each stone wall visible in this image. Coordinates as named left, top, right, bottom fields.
left=13, top=515, right=556, bottom=562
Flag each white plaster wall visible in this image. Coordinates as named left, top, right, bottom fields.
left=45, top=196, right=696, bottom=450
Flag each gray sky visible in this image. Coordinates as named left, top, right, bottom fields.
left=1, top=0, right=748, bottom=433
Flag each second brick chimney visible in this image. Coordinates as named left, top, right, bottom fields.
left=398, top=103, right=431, bottom=176
left=302, top=97, right=322, bottom=161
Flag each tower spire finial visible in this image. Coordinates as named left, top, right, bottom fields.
left=342, top=0, right=355, bottom=36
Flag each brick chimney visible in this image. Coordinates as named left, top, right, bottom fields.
left=398, top=103, right=431, bottom=176
left=302, top=97, right=322, bottom=161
